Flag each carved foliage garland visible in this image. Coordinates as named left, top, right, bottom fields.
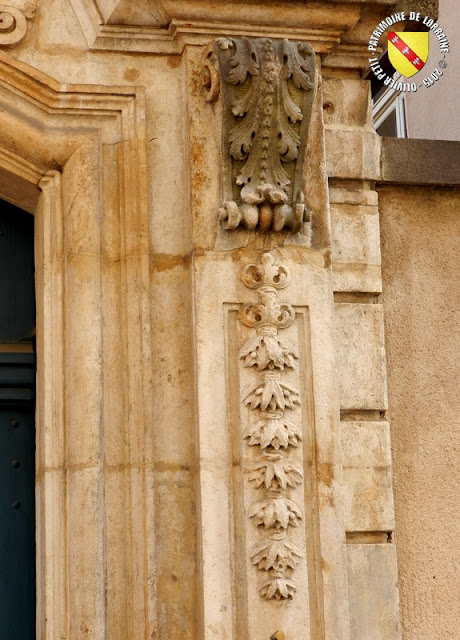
left=209, top=37, right=316, bottom=232
left=239, top=254, right=304, bottom=600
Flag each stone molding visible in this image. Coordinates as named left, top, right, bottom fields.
left=0, top=145, right=40, bottom=212
left=0, top=50, right=153, bottom=639
left=0, top=0, right=35, bottom=47
left=67, top=0, right=395, bottom=72
left=67, top=0, right=376, bottom=54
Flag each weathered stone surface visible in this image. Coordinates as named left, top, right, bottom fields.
left=342, top=421, right=395, bottom=532
left=330, top=186, right=382, bottom=293
left=0, top=0, right=36, bottom=47
left=395, top=0, right=438, bottom=18
left=322, top=77, right=372, bottom=128
left=335, top=304, right=388, bottom=411
left=380, top=186, right=460, bottom=640
left=331, top=204, right=381, bottom=266
left=192, top=251, right=348, bottom=639
left=380, top=138, right=460, bottom=186
left=326, top=129, right=380, bottom=180
left=329, top=188, right=378, bottom=206
left=0, top=2, right=405, bottom=639
left=66, top=0, right=374, bottom=53
left=347, top=544, right=402, bottom=640
left=332, top=263, right=383, bottom=294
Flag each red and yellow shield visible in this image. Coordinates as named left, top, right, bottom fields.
left=388, top=32, right=429, bottom=77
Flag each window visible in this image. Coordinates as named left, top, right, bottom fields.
left=373, top=73, right=408, bottom=138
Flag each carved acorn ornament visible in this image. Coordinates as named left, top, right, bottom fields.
left=206, top=37, right=316, bottom=232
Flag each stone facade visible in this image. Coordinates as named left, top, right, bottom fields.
left=379, top=184, right=460, bottom=640
left=0, top=0, right=458, bottom=638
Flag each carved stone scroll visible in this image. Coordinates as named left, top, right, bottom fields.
left=204, top=37, right=316, bottom=232
left=0, top=1, right=36, bottom=46
left=238, top=253, right=304, bottom=600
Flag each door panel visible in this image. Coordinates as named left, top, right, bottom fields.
left=0, top=200, right=35, bottom=639
left=0, top=203, right=35, bottom=344
left=0, top=396, right=35, bottom=640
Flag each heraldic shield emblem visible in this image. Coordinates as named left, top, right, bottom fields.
left=388, top=31, right=429, bottom=77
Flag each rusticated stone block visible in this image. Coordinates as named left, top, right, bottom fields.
left=325, top=129, right=380, bottom=180
left=335, top=304, right=388, bottom=411
left=341, top=421, right=395, bottom=532
left=347, top=544, right=402, bottom=640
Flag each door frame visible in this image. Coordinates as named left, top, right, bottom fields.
left=0, top=50, right=154, bottom=639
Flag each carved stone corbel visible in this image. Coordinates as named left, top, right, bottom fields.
left=0, top=1, right=36, bottom=47
left=203, top=37, right=316, bottom=233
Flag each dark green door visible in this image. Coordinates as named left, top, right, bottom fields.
left=0, top=200, right=35, bottom=639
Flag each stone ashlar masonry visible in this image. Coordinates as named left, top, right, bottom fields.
left=0, top=1, right=405, bottom=639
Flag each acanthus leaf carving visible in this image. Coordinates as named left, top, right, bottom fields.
left=204, top=38, right=316, bottom=232
left=237, top=253, right=305, bottom=601
left=239, top=333, right=298, bottom=371
left=251, top=538, right=302, bottom=572
left=249, top=497, right=303, bottom=531
left=243, top=375, right=301, bottom=412
left=259, top=576, right=297, bottom=601
left=244, top=415, right=302, bottom=451
left=248, top=460, right=303, bottom=491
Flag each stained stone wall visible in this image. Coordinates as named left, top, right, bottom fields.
left=0, top=1, right=424, bottom=639
left=380, top=185, right=460, bottom=640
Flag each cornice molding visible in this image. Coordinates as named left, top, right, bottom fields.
left=69, top=0, right=389, bottom=55
left=0, top=48, right=144, bottom=150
